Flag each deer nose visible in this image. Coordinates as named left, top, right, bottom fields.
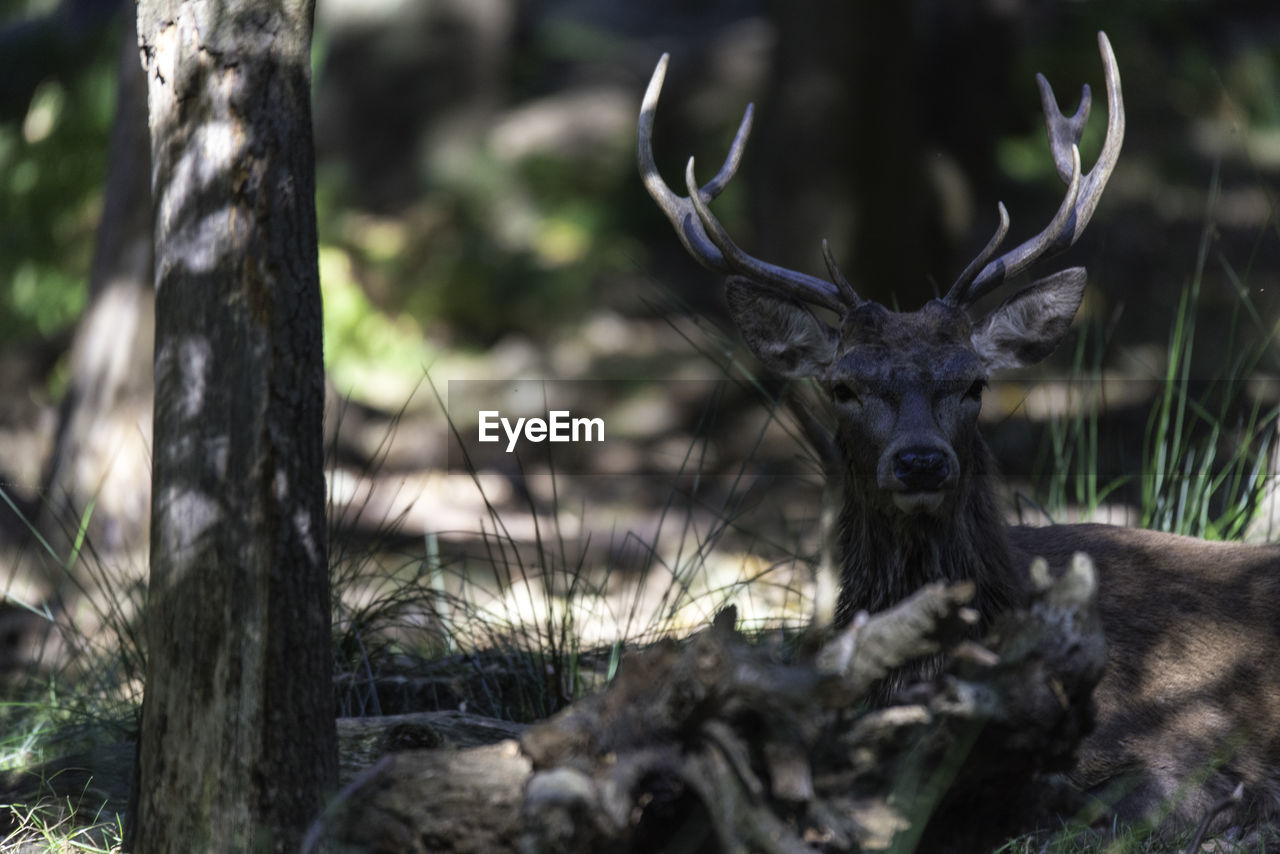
left=892, top=448, right=950, bottom=491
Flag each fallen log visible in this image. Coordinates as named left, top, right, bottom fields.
left=304, top=552, right=1105, bottom=853
left=303, top=741, right=530, bottom=854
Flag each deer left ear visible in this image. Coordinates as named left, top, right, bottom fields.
left=971, top=267, right=1087, bottom=370
left=725, top=276, right=838, bottom=377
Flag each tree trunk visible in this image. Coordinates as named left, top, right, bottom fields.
left=133, top=2, right=336, bottom=851
left=760, top=0, right=940, bottom=304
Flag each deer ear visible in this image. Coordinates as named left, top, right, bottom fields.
left=725, top=276, right=838, bottom=377
left=971, top=267, right=1086, bottom=370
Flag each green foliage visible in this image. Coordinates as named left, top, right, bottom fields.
left=1034, top=303, right=1121, bottom=521
left=319, top=243, right=439, bottom=405
left=315, top=108, right=639, bottom=350
left=1138, top=250, right=1275, bottom=539
left=0, top=493, right=145, bottom=747
left=0, top=490, right=142, bottom=851
left=0, top=57, right=114, bottom=345
left=1, top=799, right=124, bottom=853
left=1033, top=172, right=1277, bottom=539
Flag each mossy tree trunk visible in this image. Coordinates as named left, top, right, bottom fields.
left=133, top=1, right=336, bottom=851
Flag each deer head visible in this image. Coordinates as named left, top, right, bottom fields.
left=640, top=33, right=1124, bottom=521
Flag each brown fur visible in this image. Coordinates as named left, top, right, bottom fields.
left=720, top=278, right=1280, bottom=834
left=1011, top=524, right=1280, bottom=830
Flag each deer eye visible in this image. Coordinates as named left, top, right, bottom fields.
left=965, top=379, right=987, bottom=401
left=830, top=382, right=859, bottom=404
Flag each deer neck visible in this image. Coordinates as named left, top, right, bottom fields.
left=833, top=438, right=1020, bottom=629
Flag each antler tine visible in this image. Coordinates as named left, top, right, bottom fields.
left=957, top=31, right=1125, bottom=307
left=639, top=53, right=855, bottom=315
left=1038, top=75, right=1091, bottom=186
left=964, top=147, right=1082, bottom=304
left=684, top=158, right=846, bottom=313
left=943, top=202, right=1010, bottom=304
left=822, top=239, right=860, bottom=307
left=639, top=53, right=755, bottom=270
left=1070, top=31, right=1125, bottom=243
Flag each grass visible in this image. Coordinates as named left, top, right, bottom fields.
left=2, top=220, right=1277, bottom=849
left=995, top=815, right=1277, bottom=854
left=1032, top=168, right=1280, bottom=539
left=1137, top=170, right=1278, bottom=539
left=1003, top=173, right=1280, bottom=853
left=4, top=343, right=1275, bottom=853
left=0, top=496, right=144, bottom=754
left=0, top=375, right=813, bottom=845
left=0, top=501, right=141, bottom=852
left=1, top=798, right=123, bottom=853
left=6, top=336, right=1277, bottom=853
left=328, top=373, right=815, bottom=722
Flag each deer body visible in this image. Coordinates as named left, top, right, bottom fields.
left=641, top=33, right=1280, bottom=834
left=1012, top=524, right=1280, bottom=826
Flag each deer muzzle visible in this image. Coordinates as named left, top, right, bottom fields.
left=879, top=443, right=960, bottom=515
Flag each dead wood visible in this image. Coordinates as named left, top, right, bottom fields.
left=302, top=741, right=530, bottom=854
left=294, top=553, right=1106, bottom=853
left=335, top=709, right=526, bottom=783
left=302, top=553, right=1104, bottom=852
left=516, top=553, right=1104, bottom=853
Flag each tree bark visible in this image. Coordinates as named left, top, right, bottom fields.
left=760, top=0, right=939, bottom=304
left=133, top=2, right=336, bottom=851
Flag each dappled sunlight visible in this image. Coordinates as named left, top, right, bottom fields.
left=1, top=2, right=1279, bottom=846
left=330, top=518, right=815, bottom=692
left=462, top=548, right=811, bottom=652
left=327, top=468, right=584, bottom=542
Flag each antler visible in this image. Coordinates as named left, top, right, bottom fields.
left=638, top=54, right=858, bottom=315
left=945, top=31, right=1125, bottom=307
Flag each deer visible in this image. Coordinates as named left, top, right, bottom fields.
left=639, top=32, right=1280, bottom=839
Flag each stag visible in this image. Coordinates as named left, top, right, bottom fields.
left=640, top=33, right=1280, bottom=837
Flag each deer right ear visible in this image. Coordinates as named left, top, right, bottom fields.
left=725, top=276, right=838, bottom=377
left=970, top=267, right=1087, bottom=371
